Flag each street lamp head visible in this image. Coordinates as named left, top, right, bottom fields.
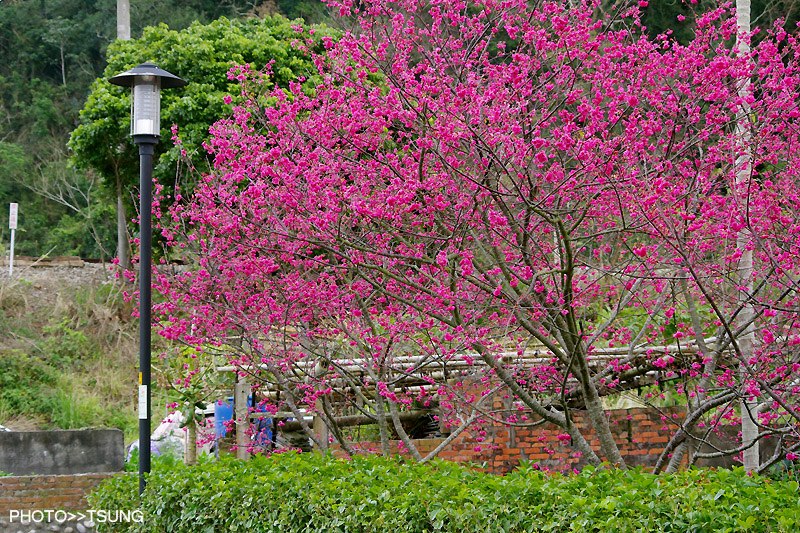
left=108, top=62, right=187, bottom=139
left=108, top=61, right=187, bottom=89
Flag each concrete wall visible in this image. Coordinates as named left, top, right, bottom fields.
left=0, top=430, right=123, bottom=476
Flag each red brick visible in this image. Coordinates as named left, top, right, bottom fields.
left=44, top=496, right=74, bottom=507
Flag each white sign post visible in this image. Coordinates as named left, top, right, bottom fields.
left=8, top=203, right=17, bottom=276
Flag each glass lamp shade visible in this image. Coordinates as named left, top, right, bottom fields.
left=131, top=76, right=161, bottom=136
left=108, top=62, right=186, bottom=139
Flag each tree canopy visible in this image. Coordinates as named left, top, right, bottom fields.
left=69, top=14, right=338, bottom=231
left=0, top=0, right=328, bottom=257
left=2, top=0, right=798, bottom=257
left=156, top=0, right=800, bottom=470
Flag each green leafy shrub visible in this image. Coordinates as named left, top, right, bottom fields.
left=0, top=349, right=59, bottom=417
left=766, top=459, right=800, bottom=485
left=125, top=445, right=189, bottom=473
left=89, top=454, right=800, bottom=533
left=38, top=318, right=93, bottom=365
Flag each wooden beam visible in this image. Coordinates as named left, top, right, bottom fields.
left=278, top=409, right=428, bottom=433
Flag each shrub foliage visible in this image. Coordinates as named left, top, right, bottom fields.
left=90, top=454, right=799, bottom=532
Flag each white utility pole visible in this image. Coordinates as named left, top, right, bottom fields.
left=8, top=203, right=17, bottom=276
left=117, top=0, right=130, bottom=40
left=117, top=0, right=132, bottom=269
left=735, top=0, right=759, bottom=472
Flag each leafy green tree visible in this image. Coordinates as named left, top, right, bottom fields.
left=0, top=142, right=70, bottom=256
left=0, top=0, right=282, bottom=259
left=275, top=0, right=330, bottom=24
left=639, top=0, right=800, bottom=45
left=69, top=14, right=337, bottom=260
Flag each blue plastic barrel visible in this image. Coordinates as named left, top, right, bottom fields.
left=214, top=396, right=272, bottom=444
left=214, top=397, right=234, bottom=438
left=250, top=397, right=272, bottom=445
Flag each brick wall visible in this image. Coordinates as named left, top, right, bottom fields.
left=0, top=473, right=116, bottom=515
left=336, top=406, right=687, bottom=474
left=439, top=405, right=686, bottom=473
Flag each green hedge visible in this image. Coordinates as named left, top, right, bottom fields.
left=90, top=454, right=799, bottom=532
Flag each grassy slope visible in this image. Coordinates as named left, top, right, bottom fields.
left=0, top=268, right=143, bottom=441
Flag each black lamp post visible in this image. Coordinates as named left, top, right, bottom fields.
left=109, top=62, right=186, bottom=496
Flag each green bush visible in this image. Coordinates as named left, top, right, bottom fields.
left=38, top=318, right=94, bottom=365
left=0, top=349, right=59, bottom=417
left=125, top=445, right=188, bottom=473
left=90, top=454, right=800, bottom=533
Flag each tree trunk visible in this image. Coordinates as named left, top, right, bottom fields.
left=735, top=0, right=759, bottom=473
left=374, top=392, right=392, bottom=456
left=59, top=42, right=66, bottom=86
left=185, top=418, right=197, bottom=465
left=663, top=278, right=718, bottom=473
left=312, top=398, right=330, bottom=454
left=116, top=192, right=130, bottom=269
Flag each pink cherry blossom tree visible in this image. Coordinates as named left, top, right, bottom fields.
left=155, top=0, right=800, bottom=470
